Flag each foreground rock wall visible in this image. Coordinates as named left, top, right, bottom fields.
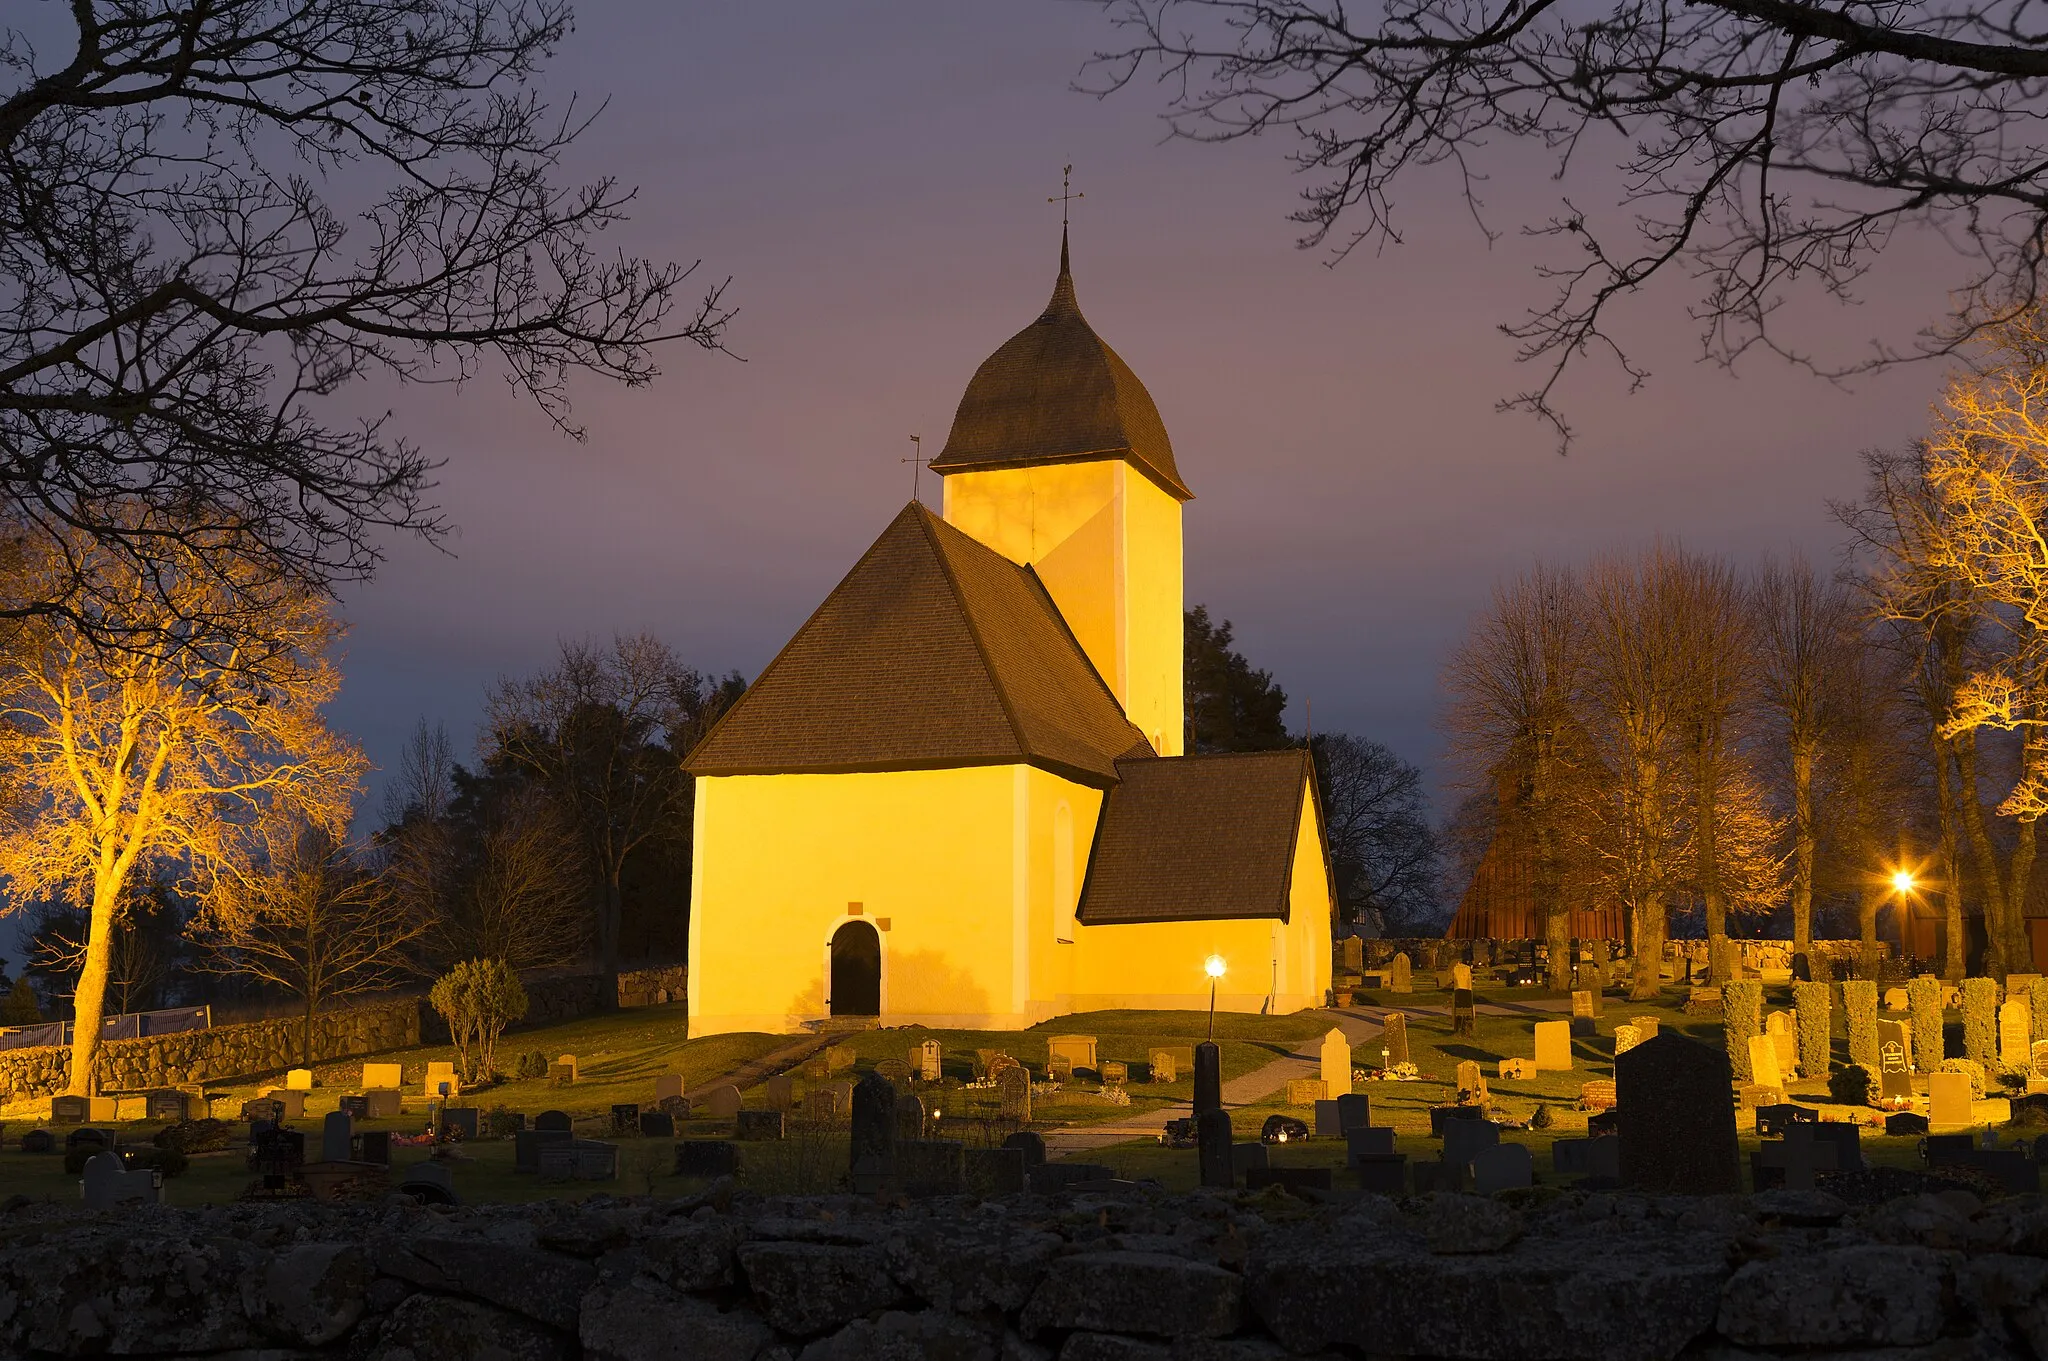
left=0, top=999, right=419, bottom=1099
left=4, top=1184, right=2047, bottom=1359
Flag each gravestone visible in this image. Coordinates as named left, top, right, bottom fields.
left=654, top=1074, right=684, bottom=1103
left=1148, top=1050, right=1176, bottom=1083
left=675, top=1141, right=738, bottom=1178
left=145, top=1090, right=191, bottom=1123
left=1380, top=1013, right=1410, bottom=1067
left=1533, top=1020, right=1572, bottom=1071
left=1579, top=1080, right=1618, bottom=1112
left=1313, top=1099, right=1343, bottom=1137
left=874, top=1058, right=912, bottom=1087
left=897, top=1139, right=966, bottom=1196
left=1231, top=1142, right=1269, bottom=1176
left=1929, top=1071, right=1974, bottom=1126
left=358, top=1130, right=391, bottom=1166
left=1454, top=1059, right=1487, bottom=1101
left=1442, top=1119, right=1500, bottom=1183
left=364, top=1090, right=401, bottom=1119
left=261, top=1089, right=307, bottom=1120
left=1451, top=988, right=1477, bottom=1038
left=362, top=1063, right=401, bottom=1090
left=609, top=1104, right=641, bottom=1137
left=1002, top=1130, right=1047, bottom=1168
left=338, top=1095, right=369, bottom=1120
left=1452, top=962, right=1473, bottom=991
left=825, top=1043, right=857, bottom=1074
left=703, top=1084, right=743, bottom=1121
left=1196, top=1108, right=1233, bottom=1188
left=736, top=1109, right=784, bottom=1141
left=1756, top=1123, right=1838, bottom=1191
left=967, top=1147, right=1027, bottom=1195
left=1335, top=1092, right=1370, bottom=1132
left=996, top=1065, right=1031, bottom=1123
left=1389, top=953, right=1412, bottom=993
left=1101, top=1060, right=1128, bottom=1087
left=1572, top=991, right=1595, bottom=1020
left=916, top=1039, right=942, bottom=1082
left=639, top=1112, right=676, bottom=1138
left=1287, top=1078, right=1327, bottom=1105
left=1755, top=1103, right=1816, bottom=1137
left=422, top=1062, right=459, bottom=1097
left=1472, top=1143, right=1534, bottom=1195
left=81, top=1151, right=159, bottom=1208
left=1765, top=1011, right=1798, bottom=1074
left=1048, top=1055, right=1075, bottom=1083
left=894, top=1092, right=925, bottom=1144
left=1877, top=1020, right=1914, bottom=1101
left=441, top=1106, right=479, bottom=1141
left=1630, top=1016, right=1661, bottom=1042
left=1346, top=1125, right=1396, bottom=1163
left=762, top=1074, right=795, bottom=1111
left=1048, top=1035, right=1098, bottom=1073
left=2034, top=1039, right=2048, bottom=1076
left=1319, top=1028, right=1352, bottom=1097
left=849, top=1073, right=897, bottom=1193
left=1499, top=1057, right=1534, bottom=1080
left=2001, top=1000, right=2033, bottom=1068
left=1615, top=1032, right=1741, bottom=1194
left=1748, top=1034, right=1783, bottom=1091
left=321, top=1111, right=353, bottom=1164
left=1342, top=937, right=1364, bottom=973
left=1613, top=1024, right=1643, bottom=1057
left=534, top=1110, right=572, bottom=1133
left=49, top=1095, right=87, bottom=1124
left=285, top=1068, right=314, bottom=1091
left=1193, top=1041, right=1221, bottom=1114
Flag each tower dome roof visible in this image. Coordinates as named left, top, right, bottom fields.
left=931, top=237, right=1192, bottom=501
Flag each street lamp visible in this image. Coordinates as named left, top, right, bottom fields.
left=1891, top=869, right=1916, bottom=895
left=1205, top=955, right=1226, bottom=1039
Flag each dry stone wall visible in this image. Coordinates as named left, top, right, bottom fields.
left=3, top=1184, right=2048, bottom=1359
left=0, top=999, right=417, bottom=1099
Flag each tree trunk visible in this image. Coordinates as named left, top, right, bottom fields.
left=1858, top=881, right=1881, bottom=978
left=600, top=869, right=624, bottom=982
left=1696, top=736, right=1728, bottom=980
left=2007, top=814, right=2038, bottom=976
left=1955, top=732, right=2010, bottom=976
left=65, top=880, right=120, bottom=1098
left=1934, top=739, right=1967, bottom=981
left=1791, top=742, right=1816, bottom=958
left=1630, top=896, right=1666, bottom=1000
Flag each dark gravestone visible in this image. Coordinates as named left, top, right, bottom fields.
left=897, top=1139, right=965, bottom=1196
left=337, top=1095, right=370, bottom=1120
left=534, top=1110, right=572, bottom=1133
left=358, top=1130, right=392, bottom=1166
left=1354, top=1155, right=1407, bottom=1194
left=1193, top=1042, right=1222, bottom=1114
left=1811, top=1122, right=1864, bottom=1171
left=1969, top=1149, right=2040, bottom=1193
left=1885, top=1112, right=1931, bottom=1137
left=66, top=1127, right=114, bottom=1153
left=675, top=1140, right=739, bottom=1178
left=440, top=1106, right=479, bottom=1141
left=1346, top=1126, right=1396, bottom=1165
left=1616, top=1031, right=1741, bottom=1194
left=1246, top=1166, right=1333, bottom=1194
left=1334, top=1092, right=1370, bottom=1132
left=1924, top=1133, right=1975, bottom=1166
left=514, top=1128, right=572, bottom=1173
left=735, top=1110, right=784, bottom=1141
left=145, top=1090, right=191, bottom=1123
left=610, top=1104, right=641, bottom=1137
left=1755, top=1104, right=1817, bottom=1137
left=638, top=1112, right=676, bottom=1139
left=849, top=1072, right=896, bottom=1191
left=1451, top=988, right=1477, bottom=1038
left=19, top=1129, right=53, bottom=1154
left=50, top=1096, right=87, bottom=1125
left=1196, top=1107, right=1233, bottom=1188
left=1001, top=1130, right=1047, bottom=1168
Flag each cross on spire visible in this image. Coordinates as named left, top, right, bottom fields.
left=1049, top=164, right=1083, bottom=230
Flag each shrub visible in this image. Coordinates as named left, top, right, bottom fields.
left=1809, top=951, right=1834, bottom=985
left=122, top=1145, right=188, bottom=1179
left=1938, top=1056, right=1987, bottom=1098
left=1791, top=981, right=1832, bottom=1077
left=1907, top=977, right=1946, bottom=1072
left=485, top=1105, right=523, bottom=1138
left=1828, top=1064, right=1874, bottom=1107
left=0, top=977, right=42, bottom=1025
left=1961, top=978, right=1997, bottom=1065
left=1723, top=979, right=1764, bottom=1082
left=1842, top=980, right=1879, bottom=1072
left=514, top=1050, right=549, bottom=1080
left=1530, top=1103, right=1554, bottom=1129
left=153, top=1118, right=232, bottom=1155
left=429, top=958, right=529, bottom=1084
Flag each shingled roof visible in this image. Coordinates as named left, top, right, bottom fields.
left=684, top=502, right=1154, bottom=786
left=929, top=235, right=1193, bottom=502
left=1077, top=749, right=1323, bottom=924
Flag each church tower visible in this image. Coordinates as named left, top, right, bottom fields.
left=932, top=236, right=1190, bottom=755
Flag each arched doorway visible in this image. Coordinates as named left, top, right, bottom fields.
left=829, top=920, right=881, bottom=1017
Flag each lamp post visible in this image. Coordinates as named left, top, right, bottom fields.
left=1891, top=869, right=1918, bottom=960
left=1205, top=955, right=1226, bottom=1040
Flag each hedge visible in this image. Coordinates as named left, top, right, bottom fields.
left=1842, top=980, right=1879, bottom=1072
left=1723, top=979, right=1764, bottom=1082
left=1791, top=980, right=1831, bottom=1077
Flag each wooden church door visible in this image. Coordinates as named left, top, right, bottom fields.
left=829, top=920, right=881, bottom=1016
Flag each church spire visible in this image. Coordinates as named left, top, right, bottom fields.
left=1045, top=225, right=1079, bottom=319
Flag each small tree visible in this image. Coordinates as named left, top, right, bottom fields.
left=1842, top=981, right=1880, bottom=1072
left=1790, top=981, right=1832, bottom=1079
left=429, top=959, right=528, bottom=1085
left=1907, top=977, right=1947, bottom=1073
left=1962, top=978, right=1998, bottom=1065
left=0, top=978, right=41, bottom=1026
left=1723, top=980, right=1763, bottom=1082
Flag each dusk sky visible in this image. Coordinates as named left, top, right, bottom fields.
left=330, top=2, right=1972, bottom=821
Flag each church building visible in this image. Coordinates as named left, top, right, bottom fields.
left=684, top=238, right=1334, bottom=1035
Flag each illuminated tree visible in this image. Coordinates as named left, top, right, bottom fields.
left=1093, top=1, right=2048, bottom=444
left=1752, top=555, right=1862, bottom=960
left=0, top=527, right=361, bottom=1094
left=0, top=2, right=730, bottom=643
left=1672, top=554, right=1763, bottom=978
left=1443, top=564, right=1588, bottom=989
left=429, top=958, right=528, bottom=1085
left=192, top=824, right=428, bottom=1063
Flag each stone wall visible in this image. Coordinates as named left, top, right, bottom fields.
left=617, top=964, right=687, bottom=1010
left=1367, top=938, right=1879, bottom=972
left=0, top=999, right=418, bottom=1100
left=4, top=1184, right=2047, bottom=1359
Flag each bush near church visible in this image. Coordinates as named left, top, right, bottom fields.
left=1961, top=978, right=1996, bottom=1066
left=1790, top=981, right=1830, bottom=1077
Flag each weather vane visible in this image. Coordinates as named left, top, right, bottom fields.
left=1049, top=164, right=1083, bottom=229
left=903, top=433, right=926, bottom=503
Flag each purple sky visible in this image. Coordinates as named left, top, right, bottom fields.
left=329, top=2, right=1970, bottom=820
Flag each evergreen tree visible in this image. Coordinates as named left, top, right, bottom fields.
left=1184, top=606, right=1291, bottom=753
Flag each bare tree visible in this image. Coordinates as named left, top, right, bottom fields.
left=0, top=2, right=731, bottom=639
left=1673, top=554, right=1761, bottom=979
left=1753, top=554, right=1861, bottom=961
left=1090, top=1, right=2048, bottom=444
left=434, top=785, right=589, bottom=972
left=1442, top=563, right=1586, bottom=989
left=486, top=635, right=725, bottom=974
left=193, top=824, right=428, bottom=1063
left=1309, top=733, right=1440, bottom=933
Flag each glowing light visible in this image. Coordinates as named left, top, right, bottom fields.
left=1891, top=869, right=1917, bottom=894
left=1205, top=954, right=1227, bottom=980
